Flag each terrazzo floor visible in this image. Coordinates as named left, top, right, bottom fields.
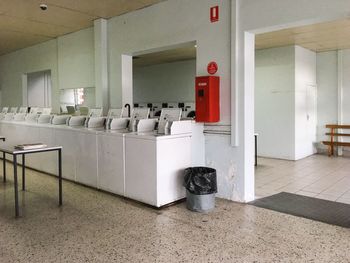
left=0, top=163, right=350, bottom=262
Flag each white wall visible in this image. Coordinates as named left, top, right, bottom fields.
left=0, top=27, right=95, bottom=113
left=295, top=46, right=317, bottom=159
left=256, top=47, right=350, bottom=158
left=108, top=0, right=242, bottom=201
left=316, top=49, right=350, bottom=148
left=0, top=40, right=59, bottom=111
left=255, top=45, right=316, bottom=161
left=133, top=59, right=195, bottom=103
left=341, top=50, right=350, bottom=126
left=255, top=46, right=295, bottom=159
left=108, top=0, right=231, bottom=125
left=316, top=51, right=338, bottom=144
left=58, top=27, right=95, bottom=90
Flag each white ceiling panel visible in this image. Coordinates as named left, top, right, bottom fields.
left=0, top=0, right=165, bottom=55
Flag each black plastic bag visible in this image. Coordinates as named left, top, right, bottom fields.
left=183, top=167, right=217, bottom=195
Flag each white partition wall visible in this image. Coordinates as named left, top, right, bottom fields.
left=255, top=45, right=317, bottom=160
left=255, top=46, right=295, bottom=160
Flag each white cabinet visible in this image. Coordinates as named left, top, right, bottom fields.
left=0, top=122, right=14, bottom=145
left=0, top=121, right=202, bottom=208
left=97, top=133, right=125, bottom=195
left=38, top=127, right=57, bottom=175
left=12, top=124, right=40, bottom=167
left=125, top=137, right=157, bottom=205
left=5, top=122, right=27, bottom=145
left=75, top=130, right=98, bottom=188
left=54, top=128, right=77, bottom=181
left=1, top=122, right=23, bottom=162
left=125, top=134, right=191, bottom=207
left=23, top=125, right=42, bottom=169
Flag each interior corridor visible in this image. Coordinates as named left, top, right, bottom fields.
left=255, top=154, right=350, bottom=204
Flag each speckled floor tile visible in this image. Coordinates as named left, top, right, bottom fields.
left=0, top=165, right=350, bottom=262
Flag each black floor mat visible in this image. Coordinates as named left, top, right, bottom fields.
left=250, top=192, right=350, bottom=228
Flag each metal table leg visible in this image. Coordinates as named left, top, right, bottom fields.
left=255, top=135, right=258, bottom=166
left=13, top=155, right=19, bottom=217
left=58, top=149, right=62, bottom=206
left=3, top=152, right=6, bottom=183
left=22, top=154, right=25, bottom=191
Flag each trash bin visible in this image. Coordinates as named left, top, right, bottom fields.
left=183, top=167, right=217, bottom=212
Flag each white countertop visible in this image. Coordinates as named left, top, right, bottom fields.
left=0, top=120, right=198, bottom=139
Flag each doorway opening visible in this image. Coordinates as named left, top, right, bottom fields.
left=254, top=19, right=350, bottom=204
left=24, top=70, right=52, bottom=108
left=130, top=41, right=197, bottom=118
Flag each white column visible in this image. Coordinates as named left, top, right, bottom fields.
left=231, top=0, right=239, bottom=147
left=233, top=0, right=255, bottom=202
left=242, top=31, right=256, bottom=202
left=94, top=19, right=109, bottom=115
left=22, top=74, right=28, bottom=106
left=121, top=55, right=133, bottom=112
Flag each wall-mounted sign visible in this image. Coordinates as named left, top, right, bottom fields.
left=210, top=6, right=219, bottom=23
left=207, top=61, right=218, bottom=75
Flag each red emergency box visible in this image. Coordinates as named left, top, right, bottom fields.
left=195, top=76, right=220, bottom=122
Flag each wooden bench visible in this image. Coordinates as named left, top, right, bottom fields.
left=323, top=124, right=350, bottom=156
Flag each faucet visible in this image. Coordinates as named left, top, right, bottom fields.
left=124, top=103, right=131, bottom=117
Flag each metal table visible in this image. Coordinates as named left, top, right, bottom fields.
left=0, top=145, right=62, bottom=217
left=0, top=136, right=5, bottom=182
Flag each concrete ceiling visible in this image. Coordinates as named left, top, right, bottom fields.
left=256, top=19, right=350, bottom=52
left=133, top=46, right=196, bottom=67
left=0, top=0, right=165, bottom=55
